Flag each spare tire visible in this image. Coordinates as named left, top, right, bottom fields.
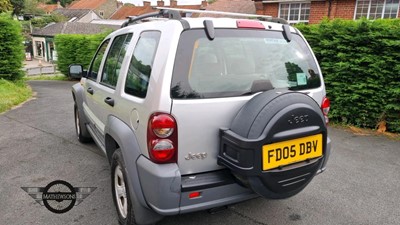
left=218, top=90, right=328, bottom=199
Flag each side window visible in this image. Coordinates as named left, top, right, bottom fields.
left=101, top=33, right=133, bottom=88
left=88, top=39, right=110, bottom=80
left=125, top=31, right=161, bottom=98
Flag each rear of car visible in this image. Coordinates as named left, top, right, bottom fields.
left=139, top=17, right=331, bottom=215
left=73, top=12, right=332, bottom=224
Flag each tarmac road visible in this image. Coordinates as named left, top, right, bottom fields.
left=0, top=80, right=399, bottom=225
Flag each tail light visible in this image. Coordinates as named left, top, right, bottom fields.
left=147, top=113, right=178, bottom=164
left=321, top=97, right=330, bottom=124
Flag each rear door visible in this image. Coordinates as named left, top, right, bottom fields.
left=83, top=34, right=133, bottom=147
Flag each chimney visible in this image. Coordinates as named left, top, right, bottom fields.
left=201, top=0, right=207, bottom=9
left=143, top=1, right=151, bottom=7
left=116, top=0, right=123, bottom=8
left=170, top=0, right=177, bottom=7
left=157, top=1, right=164, bottom=7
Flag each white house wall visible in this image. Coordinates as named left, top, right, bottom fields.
left=31, top=37, right=47, bottom=61
left=78, top=11, right=101, bottom=23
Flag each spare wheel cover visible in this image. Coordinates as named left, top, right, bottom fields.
left=228, top=90, right=327, bottom=199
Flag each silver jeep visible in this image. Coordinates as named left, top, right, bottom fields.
left=71, top=8, right=332, bottom=225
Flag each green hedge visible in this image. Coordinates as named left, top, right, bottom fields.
left=0, top=13, right=24, bottom=81
left=297, top=19, right=400, bottom=133
left=54, top=32, right=110, bottom=75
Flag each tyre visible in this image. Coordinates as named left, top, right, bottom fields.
left=219, top=90, right=328, bottom=199
left=74, top=104, right=92, bottom=143
left=111, top=149, right=137, bottom=225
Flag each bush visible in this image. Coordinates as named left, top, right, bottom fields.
left=0, top=13, right=24, bottom=80
left=54, top=32, right=110, bottom=76
left=297, top=19, right=400, bottom=133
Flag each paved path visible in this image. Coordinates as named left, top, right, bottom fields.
left=0, top=81, right=399, bottom=225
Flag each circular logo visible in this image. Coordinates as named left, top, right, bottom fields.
left=42, top=180, right=76, bottom=214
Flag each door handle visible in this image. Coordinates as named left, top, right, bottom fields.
left=104, top=97, right=114, bottom=107
left=87, top=87, right=94, bottom=95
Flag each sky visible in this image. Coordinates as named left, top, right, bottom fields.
left=121, top=0, right=203, bottom=6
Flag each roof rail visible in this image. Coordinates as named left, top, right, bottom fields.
left=155, top=7, right=288, bottom=24
left=121, top=9, right=182, bottom=27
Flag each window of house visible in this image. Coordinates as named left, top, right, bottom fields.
left=125, top=31, right=161, bottom=98
left=355, top=0, right=399, bottom=19
left=101, top=33, right=133, bottom=88
left=99, top=10, right=104, bottom=17
left=279, top=2, right=311, bottom=24
left=88, top=39, right=110, bottom=80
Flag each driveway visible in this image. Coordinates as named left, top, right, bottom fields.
left=0, top=80, right=399, bottom=225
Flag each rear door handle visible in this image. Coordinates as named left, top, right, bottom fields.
left=104, top=97, right=114, bottom=107
left=87, top=87, right=94, bottom=95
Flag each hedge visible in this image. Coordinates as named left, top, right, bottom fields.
left=54, top=32, right=111, bottom=75
left=296, top=19, right=400, bottom=133
left=0, top=13, right=24, bottom=81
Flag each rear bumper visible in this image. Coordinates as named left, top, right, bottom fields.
left=135, top=135, right=331, bottom=215
left=136, top=156, right=257, bottom=216
left=317, top=136, right=331, bottom=174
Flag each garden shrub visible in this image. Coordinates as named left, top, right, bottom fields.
left=297, top=19, right=400, bottom=133
left=0, top=13, right=24, bottom=81
left=54, top=32, right=110, bottom=76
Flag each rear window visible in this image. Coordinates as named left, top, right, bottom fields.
left=171, top=29, right=321, bottom=99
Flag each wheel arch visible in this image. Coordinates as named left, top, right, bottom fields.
left=72, top=83, right=90, bottom=137
left=105, top=115, right=163, bottom=224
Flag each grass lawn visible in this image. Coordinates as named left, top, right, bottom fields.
left=0, top=79, right=32, bottom=113
left=24, top=74, right=69, bottom=81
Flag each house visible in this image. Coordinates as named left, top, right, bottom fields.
left=37, top=2, right=63, bottom=15
left=31, top=22, right=119, bottom=62
left=110, top=0, right=207, bottom=20
left=253, top=0, right=400, bottom=24
left=68, top=0, right=123, bottom=19
left=200, top=0, right=256, bottom=17
left=53, top=8, right=101, bottom=22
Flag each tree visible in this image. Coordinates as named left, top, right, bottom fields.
left=23, top=0, right=44, bottom=15
left=10, top=0, right=23, bottom=15
left=30, top=13, right=66, bottom=28
left=0, top=0, right=12, bottom=13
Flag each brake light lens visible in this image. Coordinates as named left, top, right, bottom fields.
left=147, top=113, right=177, bottom=163
left=237, top=20, right=265, bottom=29
left=321, top=97, right=330, bottom=124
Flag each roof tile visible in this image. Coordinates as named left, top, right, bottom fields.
left=68, top=0, right=108, bottom=9
left=31, top=22, right=119, bottom=37
left=200, top=0, right=256, bottom=17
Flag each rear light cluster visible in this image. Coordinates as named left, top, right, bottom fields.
left=321, top=97, right=330, bottom=124
left=147, top=113, right=178, bottom=164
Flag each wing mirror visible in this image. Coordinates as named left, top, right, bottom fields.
left=69, top=64, right=87, bottom=79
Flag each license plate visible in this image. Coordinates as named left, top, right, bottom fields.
left=262, top=134, right=323, bottom=171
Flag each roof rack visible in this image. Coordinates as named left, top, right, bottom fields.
left=155, top=7, right=288, bottom=24
left=121, top=9, right=182, bottom=27
left=121, top=7, right=288, bottom=28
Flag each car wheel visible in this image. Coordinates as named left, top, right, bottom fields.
left=74, top=104, right=91, bottom=143
left=111, top=149, right=136, bottom=225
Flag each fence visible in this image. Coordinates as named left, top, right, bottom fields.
left=26, top=65, right=58, bottom=76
